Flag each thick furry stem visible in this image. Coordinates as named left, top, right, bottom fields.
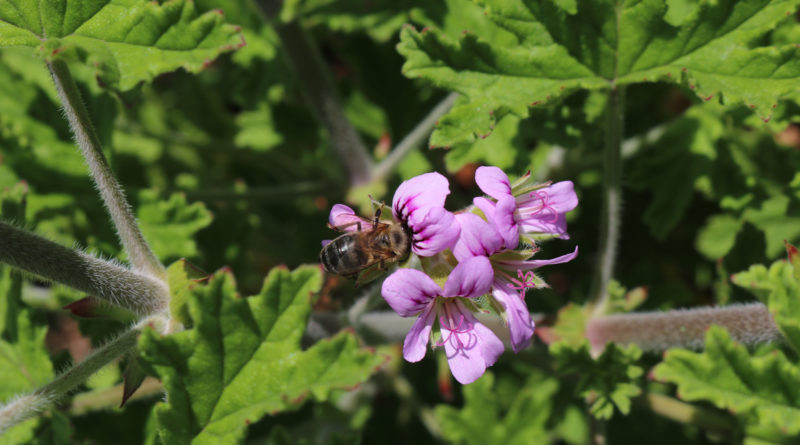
left=586, top=303, right=781, bottom=353
left=0, top=325, right=142, bottom=433
left=47, top=60, right=165, bottom=279
left=0, top=222, right=168, bottom=315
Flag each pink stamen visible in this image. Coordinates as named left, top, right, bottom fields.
left=437, top=305, right=477, bottom=357
left=515, top=191, right=559, bottom=223
left=506, top=269, right=536, bottom=300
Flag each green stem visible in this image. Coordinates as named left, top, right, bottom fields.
left=591, top=85, right=626, bottom=316
left=47, top=60, right=165, bottom=280
left=372, top=93, right=460, bottom=181
left=0, top=325, right=142, bottom=432
left=0, top=222, right=168, bottom=315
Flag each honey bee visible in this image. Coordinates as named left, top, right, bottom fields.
left=320, top=206, right=412, bottom=283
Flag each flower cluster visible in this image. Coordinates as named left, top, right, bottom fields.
left=326, top=168, right=578, bottom=384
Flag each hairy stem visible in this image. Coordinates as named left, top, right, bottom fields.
left=268, top=18, right=374, bottom=186
left=590, top=85, right=626, bottom=315
left=372, top=93, right=460, bottom=180
left=0, top=325, right=141, bottom=432
left=0, top=222, right=168, bottom=315
left=47, top=60, right=165, bottom=279
left=586, top=303, right=781, bottom=353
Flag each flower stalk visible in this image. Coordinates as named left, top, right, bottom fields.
left=591, top=85, right=626, bottom=314
left=47, top=60, right=165, bottom=280
left=372, top=92, right=460, bottom=181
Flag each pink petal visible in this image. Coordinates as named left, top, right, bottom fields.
left=475, top=166, right=512, bottom=200
left=328, top=204, right=373, bottom=232
left=443, top=256, right=493, bottom=299
left=452, top=213, right=504, bottom=262
left=321, top=239, right=331, bottom=247
left=381, top=269, right=441, bottom=317
left=515, top=181, right=578, bottom=238
left=492, top=278, right=535, bottom=353
left=409, top=207, right=460, bottom=257
left=494, top=246, right=579, bottom=270
left=403, top=302, right=436, bottom=362
left=517, top=181, right=578, bottom=213
left=494, top=195, right=519, bottom=250
left=392, top=172, right=450, bottom=224
left=440, top=300, right=504, bottom=384
left=473, top=196, right=496, bottom=221
left=517, top=213, right=570, bottom=239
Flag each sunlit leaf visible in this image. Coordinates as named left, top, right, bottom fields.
left=0, top=0, right=245, bottom=91
left=139, top=266, right=384, bottom=444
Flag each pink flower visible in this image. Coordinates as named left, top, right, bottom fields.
left=453, top=213, right=578, bottom=352
left=473, top=166, right=578, bottom=249
left=381, top=256, right=504, bottom=384
left=326, top=173, right=460, bottom=256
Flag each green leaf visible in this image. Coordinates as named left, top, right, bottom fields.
left=742, top=195, right=800, bottom=258
left=434, top=371, right=556, bottom=445
left=137, top=190, right=213, bottom=262
left=0, top=0, right=245, bottom=91
left=139, top=266, right=384, bottom=444
left=442, top=111, right=519, bottom=173
left=166, top=259, right=209, bottom=328
left=696, top=214, right=744, bottom=259
left=282, top=0, right=426, bottom=42
left=398, top=0, right=800, bottom=150
left=234, top=102, right=283, bottom=152
left=654, top=326, right=800, bottom=436
left=0, top=309, right=55, bottom=442
left=551, top=341, right=643, bottom=420
left=732, top=260, right=800, bottom=352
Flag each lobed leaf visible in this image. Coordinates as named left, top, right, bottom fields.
left=434, top=371, right=556, bottom=445
left=732, top=259, right=800, bottom=352
left=551, top=341, right=643, bottom=420
left=0, top=0, right=245, bottom=91
left=399, top=0, right=800, bottom=152
left=139, top=265, right=384, bottom=444
left=137, top=190, right=213, bottom=263
left=654, top=326, right=800, bottom=437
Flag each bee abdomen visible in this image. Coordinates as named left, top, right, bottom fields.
left=320, top=236, right=366, bottom=276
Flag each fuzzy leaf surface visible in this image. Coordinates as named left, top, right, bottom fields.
left=139, top=266, right=384, bottom=444
left=654, top=326, right=800, bottom=437
left=732, top=260, right=800, bottom=352
left=398, top=0, right=800, bottom=150
left=0, top=0, right=244, bottom=90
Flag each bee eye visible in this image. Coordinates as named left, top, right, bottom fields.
left=392, top=232, right=404, bottom=246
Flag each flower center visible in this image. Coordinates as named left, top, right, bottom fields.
left=514, top=190, right=559, bottom=223
left=437, top=302, right=477, bottom=357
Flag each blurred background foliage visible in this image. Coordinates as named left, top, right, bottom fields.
left=0, top=0, right=798, bottom=443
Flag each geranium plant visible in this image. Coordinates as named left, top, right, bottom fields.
left=0, top=0, right=799, bottom=444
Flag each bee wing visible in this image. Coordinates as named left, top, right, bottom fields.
left=328, top=217, right=376, bottom=233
